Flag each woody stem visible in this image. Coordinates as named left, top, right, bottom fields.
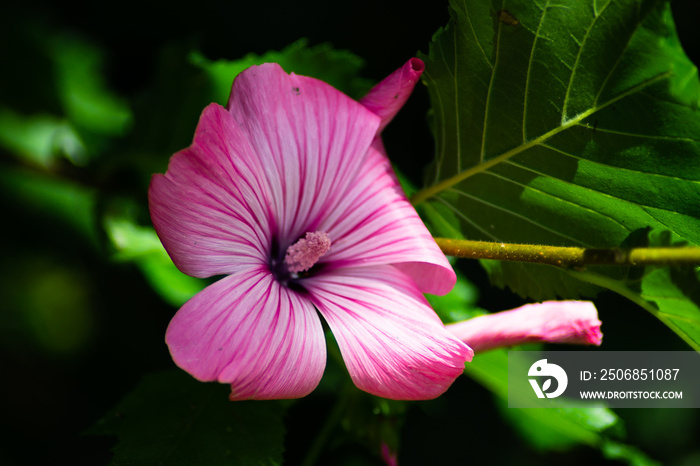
left=435, top=238, right=700, bottom=267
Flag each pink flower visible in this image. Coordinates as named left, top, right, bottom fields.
left=446, top=301, right=603, bottom=353
left=148, top=58, right=474, bottom=401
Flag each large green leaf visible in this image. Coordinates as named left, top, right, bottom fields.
left=87, top=371, right=286, bottom=466
left=417, top=0, right=700, bottom=347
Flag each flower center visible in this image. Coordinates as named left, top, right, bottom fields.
left=284, top=231, right=331, bottom=273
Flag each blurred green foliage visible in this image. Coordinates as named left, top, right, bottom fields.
left=191, top=39, right=374, bottom=104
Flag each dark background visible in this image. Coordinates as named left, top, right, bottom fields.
left=1, top=0, right=699, bottom=464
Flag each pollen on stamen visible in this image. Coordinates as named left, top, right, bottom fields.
left=284, top=231, right=332, bottom=273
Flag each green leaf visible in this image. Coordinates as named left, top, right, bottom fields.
left=568, top=229, right=700, bottom=350
left=602, top=439, right=662, bottom=466
left=192, top=39, right=373, bottom=105
left=0, top=30, right=132, bottom=167
left=49, top=34, right=132, bottom=137
left=481, top=259, right=603, bottom=301
left=104, top=216, right=207, bottom=307
left=429, top=274, right=658, bottom=465
left=88, top=370, right=286, bottom=466
left=0, top=166, right=98, bottom=247
left=0, top=108, right=87, bottom=167
left=417, top=0, right=700, bottom=346
left=472, top=350, right=618, bottom=451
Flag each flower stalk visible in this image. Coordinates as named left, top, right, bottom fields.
left=434, top=238, right=700, bottom=267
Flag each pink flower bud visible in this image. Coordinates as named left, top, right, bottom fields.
left=446, top=301, right=602, bottom=353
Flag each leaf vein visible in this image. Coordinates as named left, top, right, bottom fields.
left=575, top=123, right=700, bottom=144
left=540, top=142, right=700, bottom=185
left=593, top=3, right=650, bottom=107
left=523, top=0, right=550, bottom=143
left=413, top=69, right=670, bottom=205
left=461, top=0, right=493, bottom=70
left=484, top=165, right=630, bottom=236
left=479, top=0, right=506, bottom=163
left=433, top=195, right=500, bottom=241
left=448, top=186, right=588, bottom=245
left=561, top=0, right=613, bottom=122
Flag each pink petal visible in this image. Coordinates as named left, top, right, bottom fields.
left=226, top=63, right=381, bottom=248
left=317, top=143, right=456, bottom=295
left=166, top=266, right=326, bottom=400
left=381, top=443, right=398, bottom=466
left=359, top=58, right=425, bottom=133
left=304, top=266, right=473, bottom=400
left=446, top=301, right=603, bottom=353
left=149, top=104, right=274, bottom=278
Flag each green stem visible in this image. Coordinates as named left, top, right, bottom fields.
left=300, top=382, right=353, bottom=466
left=435, top=238, right=700, bottom=267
